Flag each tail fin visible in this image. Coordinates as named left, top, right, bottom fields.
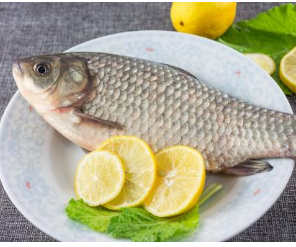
left=222, top=160, right=273, bottom=176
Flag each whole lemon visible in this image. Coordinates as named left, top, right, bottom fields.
left=170, top=2, right=237, bottom=39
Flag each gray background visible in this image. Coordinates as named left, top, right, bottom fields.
left=0, top=2, right=295, bottom=242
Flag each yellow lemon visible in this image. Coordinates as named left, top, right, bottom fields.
left=245, top=53, right=276, bottom=75
left=144, top=146, right=206, bottom=217
left=280, top=46, right=296, bottom=93
left=170, top=2, right=237, bottom=39
left=75, top=151, right=125, bottom=206
left=97, top=136, right=156, bottom=210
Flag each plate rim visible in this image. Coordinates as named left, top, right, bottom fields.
left=0, top=91, right=61, bottom=241
left=0, top=30, right=294, bottom=242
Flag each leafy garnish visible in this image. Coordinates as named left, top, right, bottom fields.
left=218, top=3, right=296, bottom=95
left=65, top=199, right=119, bottom=232
left=65, top=183, right=222, bottom=242
left=198, top=183, right=223, bottom=206
left=107, top=204, right=199, bottom=242
left=107, top=183, right=222, bottom=241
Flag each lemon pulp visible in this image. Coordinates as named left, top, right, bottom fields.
left=75, top=150, right=125, bottom=206
left=97, top=136, right=156, bottom=210
left=245, top=53, right=276, bottom=75
left=280, top=46, right=296, bottom=93
left=144, top=146, right=205, bottom=217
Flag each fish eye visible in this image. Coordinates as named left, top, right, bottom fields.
left=34, top=63, right=50, bottom=76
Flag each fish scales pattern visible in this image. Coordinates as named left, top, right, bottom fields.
left=79, top=53, right=296, bottom=172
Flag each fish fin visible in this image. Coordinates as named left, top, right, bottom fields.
left=222, top=160, right=273, bottom=176
left=161, top=63, right=198, bottom=79
left=74, top=109, right=125, bottom=129
left=80, top=147, right=90, bottom=154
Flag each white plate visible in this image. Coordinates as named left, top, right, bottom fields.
left=0, top=31, right=294, bottom=242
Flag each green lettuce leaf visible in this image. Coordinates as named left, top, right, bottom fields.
left=107, top=183, right=222, bottom=242
left=107, top=205, right=199, bottom=242
left=65, top=199, right=119, bottom=232
left=218, top=3, right=296, bottom=95
left=65, top=183, right=222, bottom=242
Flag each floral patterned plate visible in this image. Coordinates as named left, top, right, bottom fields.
left=0, top=31, right=294, bottom=241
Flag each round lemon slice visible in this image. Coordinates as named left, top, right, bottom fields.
left=245, top=53, right=276, bottom=75
left=97, top=136, right=156, bottom=210
left=280, top=46, right=296, bottom=93
left=143, top=146, right=205, bottom=217
left=75, top=150, right=125, bottom=206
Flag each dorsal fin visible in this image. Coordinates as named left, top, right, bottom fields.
left=161, top=63, right=198, bottom=79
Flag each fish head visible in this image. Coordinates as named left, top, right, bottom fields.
left=12, top=54, right=90, bottom=114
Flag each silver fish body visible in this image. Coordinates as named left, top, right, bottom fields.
left=12, top=52, right=296, bottom=175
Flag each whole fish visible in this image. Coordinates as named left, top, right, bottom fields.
left=12, top=52, right=296, bottom=175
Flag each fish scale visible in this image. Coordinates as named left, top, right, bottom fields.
left=13, top=52, right=296, bottom=175
left=75, top=52, right=295, bottom=172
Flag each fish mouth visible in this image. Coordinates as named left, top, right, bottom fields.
left=12, top=60, right=24, bottom=78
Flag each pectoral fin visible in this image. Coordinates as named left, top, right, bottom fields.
left=73, top=109, right=125, bottom=129
left=223, top=160, right=273, bottom=176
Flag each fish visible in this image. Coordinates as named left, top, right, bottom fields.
left=12, top=52, right=296, bottom=175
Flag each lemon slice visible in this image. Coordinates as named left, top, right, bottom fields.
left=75, top=150, right=125, bottom=206
left=97, top=136, right=156, bottom=210
left=245, top=53, right=276, bottom=75
left=143, top=146, right=205, bottom=217
left=280, top=46, right=296, bottom=93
